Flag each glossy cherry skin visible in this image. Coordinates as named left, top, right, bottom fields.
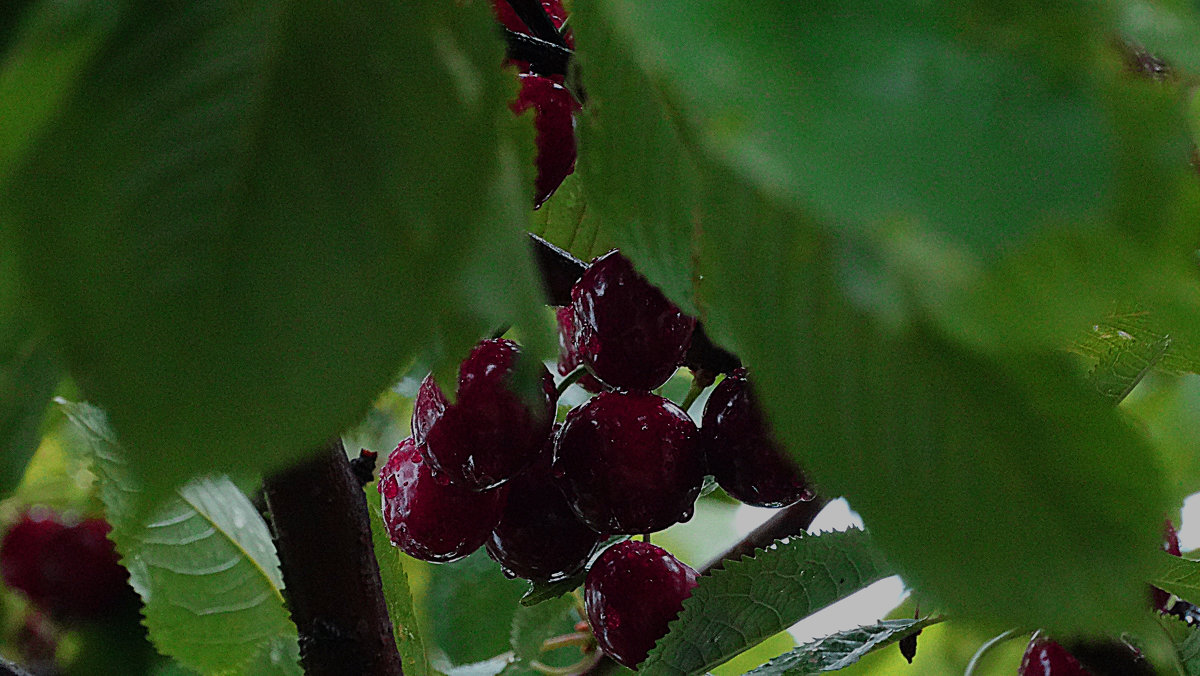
left=585, top=540, right=698, bottom=669
left=553, top=391, right=703, bottom=535
left=702, top=369, right=812, bottom=508
left=378, top=438, right=509, bottom=563
left=40, top=518, right=128, bottom=618
left=412, top=339, right=554, bottom=491
left=1020, top=638, right=1091, bottom=676
left=1, top=511, right=66, bottom=607
left=511, top=74, right=580, bottom=208
left=491, top=0, right=572, bottom=49
left=556, top=306, right=603, bottom=393
left=486, top=440, right=605, bottom=582
left=571, top=250, right=696, bottom=391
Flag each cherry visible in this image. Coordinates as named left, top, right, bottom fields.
left=486, top=433, right=605, bottom=581
left=701, top=369, right=812, bottom=508
left=511, top=74, right=580, bottom=208
left=1020, top=637, right=1091, bottom=676
left=40, top=518, right=128, bottom=619
left=412, top=338, right=554, bottom=491
left=584, top=540, right=698, bottom=669
left=556, top=306, right=603, bottom=393
left=570, top=250, right=696, bottom=391
left=378, top=438, right=509, bottom=563
left=491, top=0, right=572, bottom=49
left=1, top=511, right=65, bottom=607
left=1153, top=518, right=1182, bottom=612
left=1, top=511, right=129, bottom=620
left=553, top=391, right=703, bottom=535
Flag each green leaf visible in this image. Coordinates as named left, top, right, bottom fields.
left=59, top=400, right=301, bottom=676
left=0, top=329, right=58, bottom=497
left=572, top=1, right=700, bottom=312
left=744, top=618, right=943, bottom=676
left=1149, top=550, right=1200, bottom=606
left=428, top=550, right=528, bottom=665
left=1113, top=0, right=1200, bottom=75
left=1179, top=625, right=1200, bottom=676
left=502, top=594, right=578, bottom=675
left=580, top=0, right=1112, bottom=258
left=696, top=173, right=1168, bottom=635
left=6, top=0, right=549, bottom=508
left=528, top=172, right=612, bottom=263
left=1074, top=308, right=1200, bottom=380
left=641, top=529, right=894, bottom=676
left=369, top=488, right=434, bottom=676
left=1125, top=374, right=1200, bottom=500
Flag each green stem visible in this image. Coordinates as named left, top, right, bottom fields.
left=555, top=365, right=588, bottom=399
left=541, top=632, right=594, bottom=653
left=964, top=628, right=1023, bottom=676
left=679, top=378, right=705, bottom=413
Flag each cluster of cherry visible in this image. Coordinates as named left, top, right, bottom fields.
left=378, top=249, right=811, bottom=668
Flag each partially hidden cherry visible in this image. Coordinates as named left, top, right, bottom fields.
left=0, top=511, right=64, bottom=607
left=556, top=306, right=603, bottom=393
left=486, top=433, right=605, bottom=582
left=584, top=540, right=698, bottom=669
left=553, top=391, right=703, bottom=535
left=412, top=338, right=554, bottom=491
left=511, top=74, right=580, bottom=208
left=40, top=518, right=128, bottom=619
left=1153, top=518, right=1182, bottom=612
left=570, top=250, right=696, bottom=391
left=702, top=369, right=812, bottom=508
left=490, top=0, right=572, bottom=49
left=1019, top=637, right=1091, bottom=676
left=379, top=438, right=509, bottom=563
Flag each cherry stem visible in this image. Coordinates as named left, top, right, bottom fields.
left=541, top=631, right=595, bottom=653
left=678, top=378, right=706, bottom=414
left=532, top=649, right=604, bottom=676
left=503, top=0, right=570, bottom=48
left=555, top=365, right=589, bottom=399
left=963, top=628, right=1023, bottom=676
left=504, top=29, right=572, bottom=77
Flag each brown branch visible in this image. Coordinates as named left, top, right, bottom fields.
left=700, top=496, right=830, bottom=574
left=264, top=440, right=402, bottom=676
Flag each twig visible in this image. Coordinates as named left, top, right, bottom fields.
left=504, top=29, right=571, bottom=77
left=264, top=440, right=403, bottom=676
left=700, top=496, right=830, bottom=573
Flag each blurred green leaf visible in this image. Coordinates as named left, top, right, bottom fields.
left=744, top=618, right=943, bottom=676
left=581, top=0, right=1113, bottom=259
left=697, top=172, right=1168, bottom=635
left=642, top=529, right=894, bottom=676
left=428, top=550, right=527, bottom=665
left=1125, top=374, right=1200, bottom=501
left=369, top=488, right=434, bottom=676
left=1113, top=0, right=1200, bottom=75
left=573, top=1, right=701, bottom=313
left=60, top=400, right=301, bottom=676
left=5, top=0, right=549, bottom=509
left=1179, top=625, right=1200, bottom=675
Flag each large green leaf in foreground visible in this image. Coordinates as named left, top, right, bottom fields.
left=4, top=0, right=547, bottom=506
left=698, top=177, right=1168, bottom=634
left=61, top=400, right=300, bottom=675
left=642, top=529, right=893, bottom=676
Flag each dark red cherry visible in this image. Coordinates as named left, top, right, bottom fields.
left=584, top=540, right=698, bottom=669
left=556, top=306, right=603, bottom=393
left=553, top=391, right=703, bottom=535
left=511, top=74, right=579, bottom=208
left=40, top=518, right=128, bottom=619
left=1153, top=518, right=1182, bottom=612
left=378, top=438, right=508, bottom=563
left=486, top=436, right=605, bottom=581
left=1, top=511, right=65, bottom=606
left=491, top=0, right=572, bottom=48
left=1020, top=637, right=1091, bottom=676
left=570, top=251, right=696, bottom=391
left=702, top=369, right=812, bottom=508
left=412, top=338, right=554, bottom=491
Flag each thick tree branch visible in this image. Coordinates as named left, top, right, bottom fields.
left=264, top=440, right=402, bottom=676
